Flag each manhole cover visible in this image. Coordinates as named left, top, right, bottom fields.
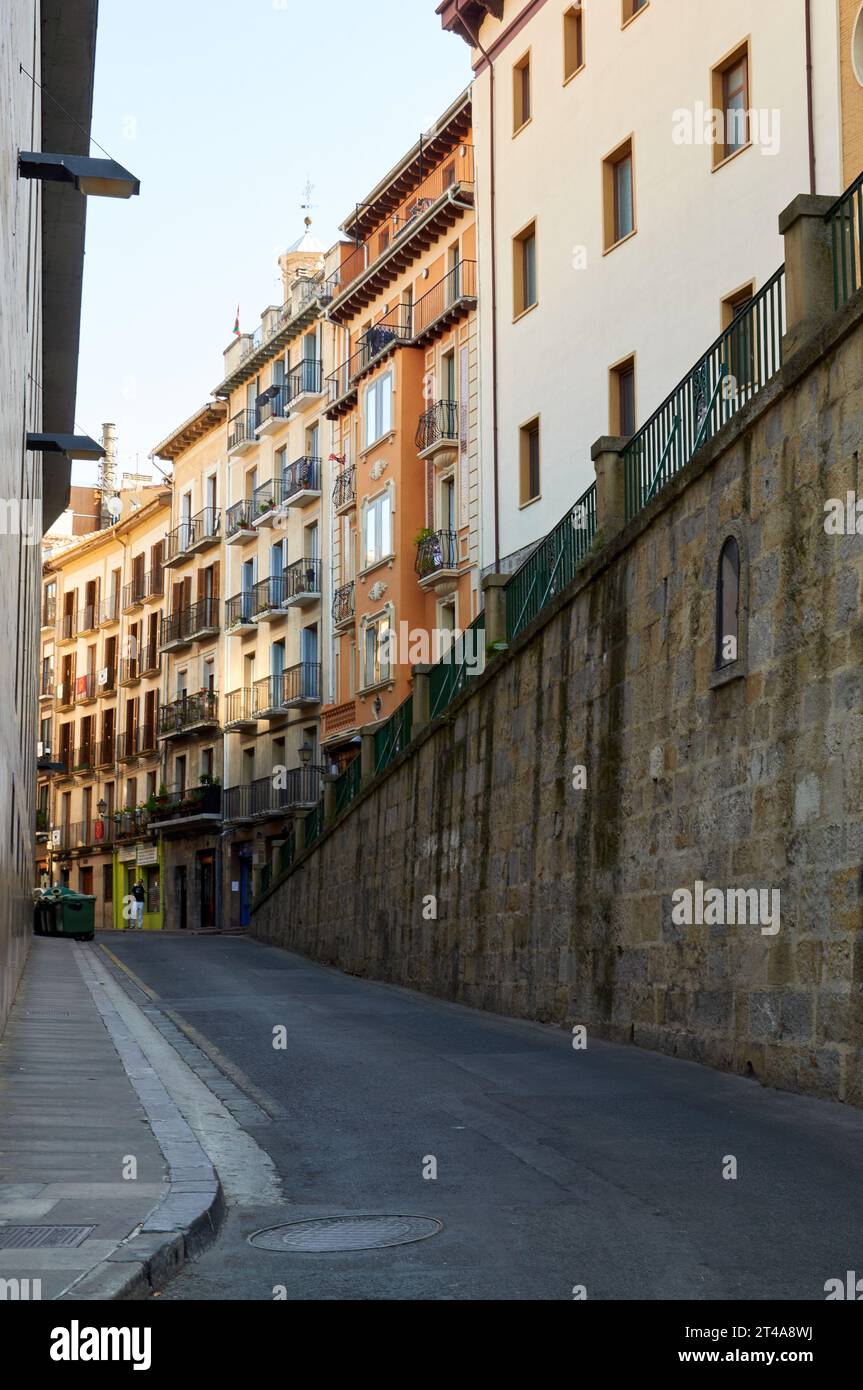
left=0, top=1225, right=94, bottom=1250
left=248, top=1215, right=443, bottom=1253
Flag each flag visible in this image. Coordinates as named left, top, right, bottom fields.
left=233, top=305, right=240, bottom=337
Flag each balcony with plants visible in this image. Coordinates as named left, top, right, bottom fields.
left=157, top=690, right=220, bottom=740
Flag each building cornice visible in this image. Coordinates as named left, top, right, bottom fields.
left=152, top=401, right=228, bottom=461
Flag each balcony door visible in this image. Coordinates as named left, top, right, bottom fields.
left=241, top=557, right=256, bottom=621
left=180, top=492, right=192, bottom=550
left=301, top=625, right=318, bottom=700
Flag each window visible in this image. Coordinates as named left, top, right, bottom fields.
left=364, top=372, right=393, bottom=448
left=622, top=0, right=648, bottom=24
left=519, top=419, right=541, bottom=507
left=364, top=493, right=392, bottom=569
left=513, top=51, right=531, bottom=132
left=513, top=220, right=537, bottom=317
left=564, top=5, right=584, bottom=82
left=363, top=613, right=391, bottom=690
left=716, top=537, right=740, bottom=668
left=711, top=42, right=750, bottom=166
left=610, top=356, right=636, bottom=436
left=603, top=137, right=635, bottom=250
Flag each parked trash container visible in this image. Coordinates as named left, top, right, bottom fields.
left=34, top=886, right=96, bottom=941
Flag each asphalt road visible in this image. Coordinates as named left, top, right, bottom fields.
left=97, top=931, right=863, bottom=1301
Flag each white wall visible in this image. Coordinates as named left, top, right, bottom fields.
left=473, top=0, right=844, bottom=570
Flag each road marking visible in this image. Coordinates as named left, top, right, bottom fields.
left=81, top=947, right=282, bottom=1206
left=98, top=944, right=160, bottom=1002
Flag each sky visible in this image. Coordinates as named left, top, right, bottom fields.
left=73, top=0, right=471, bottom=488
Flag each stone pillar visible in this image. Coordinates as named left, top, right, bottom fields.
left=591, top=435, right=629, bottom=537
left=360, top=727, right=377, bottom=787
left=481, top=573, right=509, bottom=649
left=412, top=665, right=431, bottom=735
left=322, top=773, right=338, bottom=824
left=294, top=812, right=308, bottom=856
left=778, top=194, right=838, bottom=358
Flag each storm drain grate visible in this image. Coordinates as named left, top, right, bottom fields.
left=248, top=1216, right=443, bottom=1254
left=0, top=1225, right=94, bottom=1250
left=23, top=1010, right=71, bottom=1019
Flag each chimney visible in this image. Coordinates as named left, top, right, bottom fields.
left=99, top=423, right=118, bottom=528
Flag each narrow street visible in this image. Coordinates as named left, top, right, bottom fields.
left=97, top=932, right=863, bottom=1302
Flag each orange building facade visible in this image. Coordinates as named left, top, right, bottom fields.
left=321, top=88, right=481, bottom=762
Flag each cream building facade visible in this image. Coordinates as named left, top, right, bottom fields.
left=439, top=0, right=859, bottom=571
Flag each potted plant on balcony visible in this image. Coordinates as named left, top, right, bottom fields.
left=414, top=527, right=439, bottom=578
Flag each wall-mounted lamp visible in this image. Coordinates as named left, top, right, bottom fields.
left=26, top=433, right=105, bottom=461
left=97, top=799, right=108, bottom=817
left=373, top=696, right=383, bottom=718
left=299, top=741, right=313, bottom=766
left=18, top=152, right=140, bottom=199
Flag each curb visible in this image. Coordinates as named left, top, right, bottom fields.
left=63, top=945, right=226, bottom=1300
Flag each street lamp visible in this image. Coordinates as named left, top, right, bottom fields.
left=298, top=741, right=313, bottom=766
left=97, top=799, right=107, bottom=817
left=18, top=152, right=140, bottom=199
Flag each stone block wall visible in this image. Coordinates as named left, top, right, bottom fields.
left=254, top=296, right=863, bottom=1106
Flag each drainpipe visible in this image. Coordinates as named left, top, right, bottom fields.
left=805, top=0, right=816, bottom=194
left=455, top=0, right=501, bottom=571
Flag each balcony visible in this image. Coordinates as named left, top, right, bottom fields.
left=224, top=688, right=257, bottom=731
left=225, top=592, right=257, bottom=635
left=98, top=592, right=120, bottom=626
left=160, top=607, right=194, bottom=651
left=225, top=499, right=257, bottom=545
left=282, top=456, right=321, bottom=508
left=255, top=382, right=291, bottom=436
left=164, top=520, right=197, bottom=568
left=76, top=603, right=98, bottom=636
left=354, top=303, right=412, bottom=380
left=58, top=613, right=76, bottom=644
left=158, top=691, right=220, bottom=739
left=52, top=747, right=75, bottom=779
left=116, top=730, right=138, bottom=763
left=149, top=783, right=222, bottom=833
left=282, top=661, right=321, bottom=708
left=55, top=678, right=76, bottom=712
left=251, top=576, right=287, bottom=623
left=139, top=644, right=160, bottom=677
left=122, top=569, right=162, bottom=611
left=137, top=723, right=158, bottom=757
left=94, top=738, right=114, bottom=769
left=322, top=699, right=359, bottom=745
left=332, top=580, right=355, bottom=630
left=228, top=408, right=257, bottom=455
left=283, top=556, right=322, bottom=608
left=252, top=675, right=286, bottom=720
left=72, top=745, right=94, bottom=776
left=188, top=597, right=220, bottom=641
left=416, top=400, right=460, bottom=458
left=114, top=808, right=152, bottom=842
left=41, top=597, right=57, bottom=630
left=223, top=767, right=321, bottom=824
left=284, top=358, right=323, bottom=409
left=252, top=476, right=283, bottom=528
left=416, top=528, right=460, bottom=593
left=326, top=351, right=361, bottom=416
left=120, top=657, right=141, bottom=687
left=412, top=258, right=477, bottom=343
left=54, top=820, right=97, bottom=853
left=39, top=673, right=55, bottom=702
left=330, top=145, right=475, bottom=318
left=75, top=672, right=98, bottom=705
left=186, top=507, right=221, bottom=554
left=332, top=464, right=356, bottom=514
left=97, top=666, right=117, bottom=697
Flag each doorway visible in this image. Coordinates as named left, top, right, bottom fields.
left=175, top=865, right=187, bottom=931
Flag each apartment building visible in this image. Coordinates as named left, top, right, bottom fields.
left=2, top=0, right=98, bottom=1032
left=438, top=0, right=856, bottom=572
left=151, top=403, right=227, bottom=931
left=320, top=88, right=482, bottom=766
left=38, top=486, right=171, bottom=930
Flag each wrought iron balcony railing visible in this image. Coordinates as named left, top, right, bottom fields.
left=41, top=595, right=57, bottom=627
left=332, top=465, right=356, bottom=511
left=76, top=603, right=98, bottom=634
left=150, top=784, right=221, bottom=824
left=98, top=591, right=120, bottom=625
left=256, top=382, right=291, bottom=430
left=226, top=499, right=256, bottom=538
left=282, top=455, right=321, bottom=502
left=225, top=591, right=256, bottom=631
left=223, top=766, right=322, bottom=822
left=416, top=400, right=460, bottom=452
left=157, top=691, right=219, bottom=737
left=228, top=408, right=256, bottom=452
left=165, top=520, right=197, bottom=564
left=285, top=357, right=323, bottom=402
left=332, top=580, right=355, bottom=627
left=122, top=568, right=163, bottom=610
left=283, top=556, right=322, bottom=603
left=224, top=688, right=256, bottom=726
left=415, top=529, right=459, bottom=579
left=413, top=259, right=477, bottom=338
left=252, top=476, right=283, bottom=519
left=252, top=576, right=287, bottom=617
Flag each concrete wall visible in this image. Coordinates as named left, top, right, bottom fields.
left=0, top=0, right=43, bottom=1033
left=468, top=0, right=844, bottom=571
left=254, top=291, right=863, bottom=1107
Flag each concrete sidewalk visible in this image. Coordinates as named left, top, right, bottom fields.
left=0, top=936, right=221, bottom=1299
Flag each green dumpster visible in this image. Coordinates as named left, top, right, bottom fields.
left=38, top=886, right=96, bottom=941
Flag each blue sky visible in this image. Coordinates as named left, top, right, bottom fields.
left=74, top=0, right=471, bottom=486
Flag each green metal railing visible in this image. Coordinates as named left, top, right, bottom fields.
left=305, top=802, right=323, bottom=849
left=827, top=170, right=863, bottom=309
left=429, top=611, right=486, bottom=719
left=374, top=696, right=413, bottom=776
left=623, top=265, right=785, bottom=523
left=334, top=754, right=361, bottom=816
left=505, top=482, right=597, bottom=643
left=277, top=834, right=295, bottom=876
